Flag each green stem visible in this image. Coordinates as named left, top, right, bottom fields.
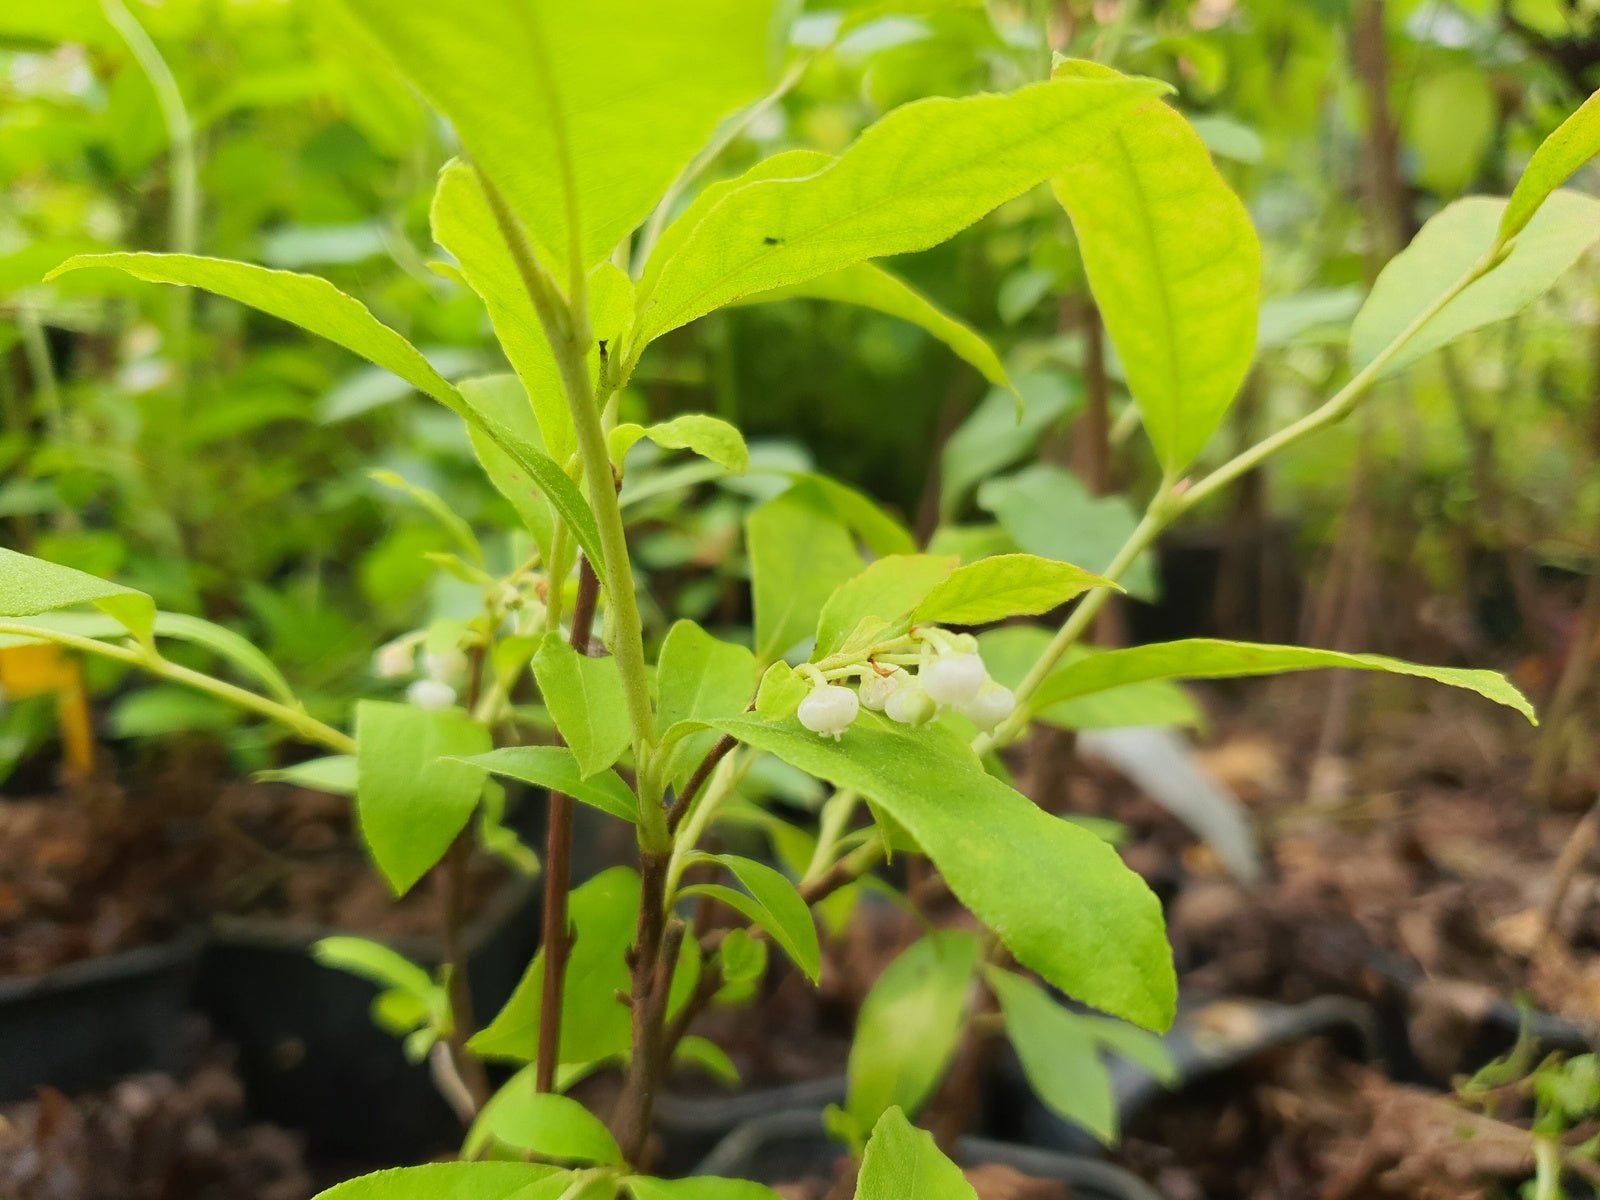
left=100, top=0, right=198, bottom=382
left=473, top=167, right=659, bottom=828
left=0, top=622, right=353, bottom=754
left=982, top=246, right=1504, bottom=751
left=804, top=789, right=860, bottom=882
left=664, top=749, right=748, bottom=898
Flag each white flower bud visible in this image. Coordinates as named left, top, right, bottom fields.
left=406, top=678, right=457, bottom=711
left=421, top=647, right=470, bottom=684
left=798, top=683, right=859, bottom=740
left=373, top=640, right=415, bottom=680
left=884, top=679, right=936, bottom=727
left=920, top=652, right=989, bottom=706
left=958, top=681, right=1017, bottom=731
left=858, top=669, right=905, bottom=712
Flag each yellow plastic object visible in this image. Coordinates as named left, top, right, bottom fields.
left=0, top=644, right=95, bottom=778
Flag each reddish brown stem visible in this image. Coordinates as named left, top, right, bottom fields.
left=665, top=733, right=737, bottom=836
left=536, top=557, right=601, bottom=1094
left=612, top=850, right=672, bottom=1164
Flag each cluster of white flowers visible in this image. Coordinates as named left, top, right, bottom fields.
left=796, top=638, right=1015, bottom=741
left=373, top=638, right=469, bottom=712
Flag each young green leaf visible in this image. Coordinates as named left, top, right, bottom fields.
left=977, top=628, right=1201, bottom=733
left=783, top=475, right=917, bottom=557
left=814, top=555, right=958, bottom=657
left=1051, top=60, right=1260, bottom=474
left=747, top=490, right=864, bottom=664
left=464, top=1082, right=623, bottom=1165
left=312, top=937, right=436, bottom=1000
left=1349, top=192, right=1600, bottom=377
left=626, top=1178, right=783, bottom=1200
left=856, top=1108, right=977, bottom=1200
left=914, top=553, right=1112, bottom=627
left=455, top=746, right=639, bottom=824
left=634, top=74, right=1165, bottom=349
left=985, top=967, right=1116, bottom=1142
left=1027, top=638, right=1536, bottom=723
left=672, top=1035, right=741, bottom=1088
left=847, top=931, right=982, bottom=1130
left=340, top=0, right=778, bottom=275
left=1500, top=88, right=1600, bottom=244
left=738, top=263, right=1014, bottom=395
left=531, top=634, right=633, bottom=778
left=370, top=470, right=483, bottom=567
left=311, top=1163, right=566, bottom=1200
left=255, top=755, right=358, bottom=795
left=656, top=620, right=758, bottom=787
left=683, top=853, right=821, bottom=982
left=0, top=547, right=154, bottom=643
left=354, top=701, right=491, bottom=895
left=754, top=663, right=810, bottom=721
left=472, top=868, right=641, bottom=1064
left=702, top=715, right=1175, bottom=1031
left=610, top=414, right=749, bottom=474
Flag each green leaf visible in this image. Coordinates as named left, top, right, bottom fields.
left=1051, top=60, right=1260, bottom=474
left=783, top=475, right=917, bottom=557
left=531, top=634, right=632, bottom=777
left=312, top=937, right=436, bottom=999
left=977, top=465, right=1157, bottom=601
left=702, top=715, right=1175, bottom=1030
left=754, top=663, right=810, bottom=721
left=1028, top=638, right=1536, bottom=723
left=311, top=1163, right=565, bottom=1200
left=986, top=967, right=1116, bottom=1142
left=610, top=414, right=749, bottom=474
left=814, top=555, right=958, bottom=657
left=1349, top=192, right=1600, bottom=377
left=458, top=374, right=556, bottom=564
left=683, top=853, right=820, bottom=982
left=656, top=620, right=758, bottom=788
left=1501, top=87, right=1600, bottom=243
left=747, top=490, right=864, bottom=664
left=341, top=0, right=778, bottom=275
left=939, top=374, right=1078, bottom=521
left=915, top=553, right=1112, bottom=626
left=456, top=747, right=638, bottom=824
left=847, top=931, right=982, bottom=1129
left=627, top=1178, right=783, bottom=1200
left=255, top=755, right=358, bottom=795
left=672, top=1035, right=741, bottom=1087
left=354, top=700, right=492, bottom=895
left=48, top=253, right=457, bottom=406
left=472, top=869, right=640, bottom=1065
left=0, top=547, right=154, bottom=643
left=464, top=1081, right=622, bottom=1165
left=47, top=253, right=605, bottom=573
left=740, top=263, right=1013, bottom=394
left=635, top=73, right=1165, bottom=347
left=977, top=628, right=1201, bottom=733
left=856, top=1108, right=976, bottom=1200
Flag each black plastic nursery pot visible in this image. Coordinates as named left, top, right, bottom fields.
left=1007, top=995, right=1377, bottom=1157
left=694, top=1108, right=1163, bottom=1200
left=195, top=872, right=540, bottom=1161
left=654, top=1075, right=848, bottom=1176
left=0, top=931, right=205, bottom=1103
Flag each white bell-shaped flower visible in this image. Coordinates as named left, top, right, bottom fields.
left=920, top=651, right=989, bottom=706
left=958, top=680, right=1017, bottom=731
left=373, top=640, right=416, bottom=680
left=884, top=678, right=937, bottom=727
left=421, top=647, right=470, bottom=685
left=798, top=683, right=859, bottom=740
left=406, top=677, right=457, bottom=712
left=858, top=669, right=905, bottom=712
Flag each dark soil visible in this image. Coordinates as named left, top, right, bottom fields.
left=1, top=759, right=515, bottom=977
left=0, top=1035, right=313, bottom=1200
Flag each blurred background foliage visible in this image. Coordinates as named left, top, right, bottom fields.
left=2, top=0, right=1598, bottom=776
